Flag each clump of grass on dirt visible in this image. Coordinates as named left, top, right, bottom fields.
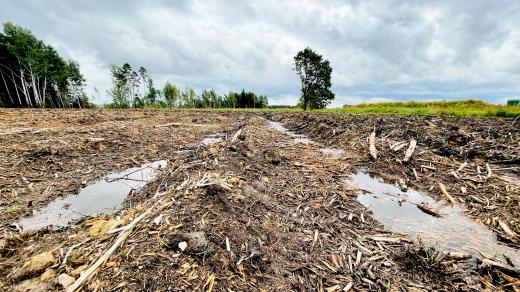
left=328, top=99, right=520, bottom=117
left=6, top=207, right=17, bottom=217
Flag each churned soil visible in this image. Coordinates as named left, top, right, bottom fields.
left=0, top=109, right=518, bottom=291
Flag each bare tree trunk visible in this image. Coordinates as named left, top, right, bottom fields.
left=1, top=72, right=14, bottom=105
left=42, top=76, right=47, bottom=107
left=20, top=69, right=32, bottom=107
left=30, top=70, right=41, bottom=107
left=11, top=71, right=22, bottom=106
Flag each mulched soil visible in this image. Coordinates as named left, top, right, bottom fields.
left=0, top=109, right=234, bottom=225
left=267, top=112, right=520, bottom=246
left=0, top=110, right=518, bottom=291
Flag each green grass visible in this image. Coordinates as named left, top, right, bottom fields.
left=6, top=206, right=17, bottom=217
left=96, top=99, right=520, bottom=117
left=324, top=99, right=520, bottom=117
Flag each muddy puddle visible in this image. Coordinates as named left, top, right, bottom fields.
left=201, top=133, right=225, bottom=146
left=267, top=120, right=314, bottom=144
left=266, top=120, right=345, bottom=158
left=17, top=160, right=167, bottom=231
left=319, top=147, right=345, bottom=158
left=346, top=172, right=520, bottom=267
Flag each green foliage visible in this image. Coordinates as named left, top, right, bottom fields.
left=163, top=82, right=180, bottom=107
left=6, top=206, right=17, bottom=217
left=293, top=47, right=335, bottom=110
left=327, top=99, right=520, bottom=117
left=0, top=22, right=89, bottom=108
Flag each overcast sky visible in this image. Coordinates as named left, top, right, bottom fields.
left=2, top=0, right=520, bottom=106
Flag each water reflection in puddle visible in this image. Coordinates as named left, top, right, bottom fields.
left=346, top=172, right=520, bottom=266
left=200, top=133, right=225, bottom=146
left=267, top=121, right=314, bottom=144
left=319, top=147, right=345, bottom=158
left=17, top=160, right=167, bottom=231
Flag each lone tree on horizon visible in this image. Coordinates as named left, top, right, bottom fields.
left=293, top=47, right=335, bottom=110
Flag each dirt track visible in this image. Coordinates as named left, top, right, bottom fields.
left=0, top=109, right=518, bottom=291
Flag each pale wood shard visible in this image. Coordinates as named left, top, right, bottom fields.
left=390, top=141, right=407, bottom=151
left=225, top=237, right=231, bottom=252
left=485, top=163, right=492, bottom=179
left=438, top=183, right=455, bottom=204
left=412, top=168, right=420, bottom=180
left=456, top=162, right=468, bottom=173
left=230, top=129, right=242, bottom=143
left=355, top=250, right=362, bottom=266
left=369, top=236, right=407, bottom=243
left=369, top=132, right=377, bottom=160
left=447, top=251, right=471, bottom=260
left=66, top=205, right=154, bottom=292
left=498, top=220, right=518, bottom=241
left=481, top=259, right=520, bottom=276
left=417, top=203, right=441, bottom=217
left=403, top=139, right=417, bottom=162
left=154, top=122, right=182, bottom=128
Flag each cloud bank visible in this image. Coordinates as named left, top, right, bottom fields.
left=2, top=0, right=519, bottom=105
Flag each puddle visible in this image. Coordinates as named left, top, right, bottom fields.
left=319, top=147, right=345, bottom=158
left=346, top=172, right=520, bottom=267
left=267, top=120, right=314, bottom=145
left=201, top=133, right=225, bottom=146
left=17, top=160, right=167, bottom=231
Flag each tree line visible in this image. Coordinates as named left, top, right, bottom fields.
left=107, top=63, right=268, bottom=109
left=1, top=22, right=335, bottom=110
left=0, top=22, right=89, bottom=108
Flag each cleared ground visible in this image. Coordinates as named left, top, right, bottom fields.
left=0, top=109, right=518, bottom=291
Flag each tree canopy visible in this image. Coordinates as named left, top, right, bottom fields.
left=0, top=22, right=89, bottom=108
left=107, top=64, right=268, bottom=109
left=293, top=47, right=334, bottom=110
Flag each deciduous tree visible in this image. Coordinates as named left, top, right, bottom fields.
left=293, top=47, right=334, bottom=110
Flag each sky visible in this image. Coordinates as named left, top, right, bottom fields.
left=1, top=0, right=520, bottom=106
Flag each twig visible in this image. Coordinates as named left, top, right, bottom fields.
left=66, top=205, right=155, bottom=292
left=438, top=183, right=455, bottom=204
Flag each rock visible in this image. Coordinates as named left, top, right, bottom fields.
left=178, top=241, right=188, bottom=251
left=228, top=177, right=241, bottom=185
left=86, top=218, right=118, bottom=237
left=263, top=149, right=281, bottom=165
left=70, top=265, right=88, bottom=277
left=39, top=269, right=56, bottom=282
left=58, top=273, right=75, bottom=288
left=14, top=277, right=51, bottom=292
left=15, top=251, right=55, bottom=280
left=168, top=231, right=211, bottom=255
left=186, top=231, right=210, bottom=254
left=67, top=250, right=88, bottom=265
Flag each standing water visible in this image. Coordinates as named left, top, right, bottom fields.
left=266, top=120, right=344, bottom=157
left=265, top=118, right=519, bottom=266
left=17, top=160, right=167, bottom=231
left=267, top=120, right=314, bottom=144
left=346, top=172, right=520, bottom=267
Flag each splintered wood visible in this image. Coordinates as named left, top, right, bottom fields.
left=403, top=139, right=417, bottom=162
left=369, top=131, right=377, bottom=160
left=438, top=183, right=456, bottom=204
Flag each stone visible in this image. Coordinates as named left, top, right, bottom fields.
left=70, top=265, right=88, bottom=277
left=58, top=273, right=75, bottom=288
left=87, top=218, right=118, bottom=237
left=14, top=277, right=51, bottom=292
left=39, top=269, right=56, bottom=282
left=228, top=177, right=241, bottom=185
left=15, top=251, right=55, bottom=280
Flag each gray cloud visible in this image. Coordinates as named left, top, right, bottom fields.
left=2, top=0, right=519, bottom=105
